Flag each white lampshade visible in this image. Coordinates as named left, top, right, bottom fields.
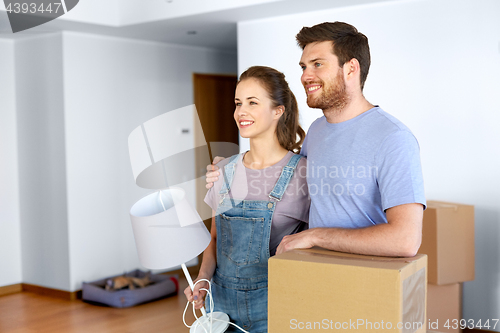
left=128, top=104, right=210, bottom=190
left=129, top=187, right=211, bottom=270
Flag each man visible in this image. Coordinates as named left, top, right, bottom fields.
left=206, top=22, right=425, bottom=257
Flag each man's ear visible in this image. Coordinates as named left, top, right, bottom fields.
left=345, top=58, right=360, bottom=76
left=344, top=58, right=361, bottom=88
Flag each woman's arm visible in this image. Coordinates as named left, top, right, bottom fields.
left=197, top=211, right=218, bottom=280
left=183, top=210, right=217, bottom=309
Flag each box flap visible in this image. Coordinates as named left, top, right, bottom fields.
left=271, top=247, right=426, bottom=271
left=426, top=200, right=474, bottom=209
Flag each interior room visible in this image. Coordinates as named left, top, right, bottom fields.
left=0, top=0, right=499, bottom=332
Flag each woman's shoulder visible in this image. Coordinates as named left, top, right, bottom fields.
left=206, top=155, right=237, bottom=202
left=285, top=153, right=307, bottom=181
left=212, top=153, right=244, bottom=189
left=215, top=153, right=241, bottom=170
left=281, top=153, right=310, bottom=217
left=295, top=153, right=307, bottom=163
left=289, top=153, right=307, bottom=169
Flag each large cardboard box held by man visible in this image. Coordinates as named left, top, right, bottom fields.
left=268, top=247, right=427, bottom=333
left=418, top=201, right=474, bottom=285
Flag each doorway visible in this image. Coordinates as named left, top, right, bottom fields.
left=193, top=73, right=239, bottom=235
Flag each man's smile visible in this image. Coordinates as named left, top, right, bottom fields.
left=306, top=84, right=322, bottom=94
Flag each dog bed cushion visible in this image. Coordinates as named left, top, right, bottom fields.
left=82, top=269, right=178, bottom=308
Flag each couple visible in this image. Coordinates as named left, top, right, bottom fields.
left=185, top=21, right=426, bottom=332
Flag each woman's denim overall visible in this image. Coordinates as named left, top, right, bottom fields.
left=209, top=153, right=302, bottom=332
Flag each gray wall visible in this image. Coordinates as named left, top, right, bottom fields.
left=15, top=34, right=71, bottom=290
left=0, top=39, right=22, bottom=287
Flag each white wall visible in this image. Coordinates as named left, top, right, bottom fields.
left=15, top=34, right=71, bottom=290
left=61, top=32, right=237, bottom=291
left=0, top=39, right=22, bottom=287
left=238, top=0, right=500, bottom=328
left=0, top=32, right=236, bottom=291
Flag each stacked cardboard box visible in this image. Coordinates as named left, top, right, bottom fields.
left=268, top=247, right=427, bottom=333
left=418, top=201, right=475, bottom=333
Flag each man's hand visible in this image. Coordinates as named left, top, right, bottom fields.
left=276, top=229, right=316, bottom=255
left=205, top=156, right=225, bottom=189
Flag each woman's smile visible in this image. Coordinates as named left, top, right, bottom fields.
left=238, top=120, right=254, bottom=128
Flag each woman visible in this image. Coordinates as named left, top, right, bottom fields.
left=184, top=66, right=309, bottom=332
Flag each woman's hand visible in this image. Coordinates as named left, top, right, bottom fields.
left=183, top=277, right=210, bottom=310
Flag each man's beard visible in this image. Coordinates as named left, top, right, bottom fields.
left=306, top=69, right=348, bottom=114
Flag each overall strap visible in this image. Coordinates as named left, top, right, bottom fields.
left=269, top=154, right=303, bottom=202
left=219, top=154, right=241, bottom=195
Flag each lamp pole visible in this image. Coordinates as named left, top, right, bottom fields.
left=181, top=263, right=207, bottom=317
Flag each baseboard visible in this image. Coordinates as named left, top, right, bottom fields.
left=17, top=269, right=191, bottom=301
left=21, top=284, right=81, bottom=301
left=0, top=283, right=22, bottom=297
left=0, top=268, right=189, bottom=301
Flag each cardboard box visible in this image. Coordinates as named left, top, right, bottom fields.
left=418, top=201, right=475, bottom=285
left=427, top=283, right=462, bottom=333
left=268, top=247, right=427, bottom=333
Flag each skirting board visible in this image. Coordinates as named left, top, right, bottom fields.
left=0, top=283, right=80, bottom=300
left=22, top=284, right=81, bottom=301
left=0, top=283, right=22, bottom=297
left=0, top=266, right=197, bottom=301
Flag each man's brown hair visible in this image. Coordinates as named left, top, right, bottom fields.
left=296, top=22, right=371, bottom=90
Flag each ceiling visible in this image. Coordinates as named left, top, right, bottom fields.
left=0, top=0, right=394, bottom=51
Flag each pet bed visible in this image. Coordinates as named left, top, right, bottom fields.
left=82, top=269, right=178, bottom=308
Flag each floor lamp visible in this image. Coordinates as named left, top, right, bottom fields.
left=128, top=106, right=230, bottom=332
left=129, top=188, right=229, bottom=332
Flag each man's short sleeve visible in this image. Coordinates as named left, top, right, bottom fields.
left=300, top=133, right=308, bottom=157
left=376, top=130, right=426, bottom=211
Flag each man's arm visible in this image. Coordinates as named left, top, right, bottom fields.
left=276, top=203, right=423, bottom=257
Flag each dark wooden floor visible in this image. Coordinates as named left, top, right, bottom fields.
left=0, top=278, right=198, bottom=333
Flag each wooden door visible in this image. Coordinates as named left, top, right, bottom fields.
left=193, top=73, right=239, bottom=234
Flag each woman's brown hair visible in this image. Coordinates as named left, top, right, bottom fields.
left=238, top=66, right=305, bottom=153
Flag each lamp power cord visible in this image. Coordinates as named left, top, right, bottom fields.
left=183, top=279, right=250, bottom=333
